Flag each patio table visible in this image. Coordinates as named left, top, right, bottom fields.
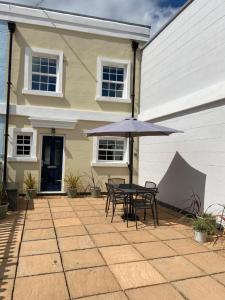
left=115, top=183, right=157, bottom=221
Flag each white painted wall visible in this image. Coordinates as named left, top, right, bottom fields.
left=139, top=0, right=225, bottom=213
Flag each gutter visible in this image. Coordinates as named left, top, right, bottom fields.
left=129, top=40, right=139, bottom=185
left=3, top=21, right=16, bottom=185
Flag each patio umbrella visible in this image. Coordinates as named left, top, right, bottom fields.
left=86, top=117, right=182, bottom=184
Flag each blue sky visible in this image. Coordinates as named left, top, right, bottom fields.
left=2, top=0, right=189, bottom=33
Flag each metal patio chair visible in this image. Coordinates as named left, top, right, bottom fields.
left=145, top=181, right=159, bottom=226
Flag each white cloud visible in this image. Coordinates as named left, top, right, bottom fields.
left=4, top=0, right=181, bottom=34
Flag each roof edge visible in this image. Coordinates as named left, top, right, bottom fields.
left=142, top=0, right=195, bottom=49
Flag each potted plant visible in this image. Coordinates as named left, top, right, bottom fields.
left=64, top=173, right=81, bottom=198
left=24, top=172, right=36, bottom=200
left=0, top=184, right=8, bottom=219
left=85, top=169, right=101, bottom=198
left=192, top=213, right=217, bottom=243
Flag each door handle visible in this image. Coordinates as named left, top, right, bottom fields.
left=47, top=166, right=57, bottom=169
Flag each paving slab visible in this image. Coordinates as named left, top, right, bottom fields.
left=62, top=249, right=105, bottom=271
left=150, top=228, right=186, bottom=240
left=17, top=253, right=62, bottom=277
left=58, top=235, right=95, bottom=252
left=150, top=256, right=204, bottom=281
left=213, top=272, right=225, bottom=286
left=13, top=273, right=69, bottom=300
left=66, top=266, right=121, bottom=298
left=79, top=216, right=108, bottom=225
left=99, top=245, right=144, bottom=265
left=110, top=261, right=165, bottom=289
left=50, top=206, right=73, bottom=212
left=23, top=228, right=56, bottom=241
left=76, top=210, right=100, bottom=217
left=51, top=212, right=77, bottom=219
left=121, top=230, right=158, bottom=243
left=0, top=278, right=14, bottom=300
left=134, top=241, right=176, bottom=259
left=92, top=233, right=128, bottom=247
left=126, top=283, right=185, bottom=300
left=185, top=251, right=225, bottom=274
left=86, top=224, right=117, bottom=234
left=165, top=238, right=209, bottom=255
left=53, top=217, right=81, bottom=227
left=0, top=258, right=17, bottom=279
left=173, top=276, right=225, bottom=300
left=20, top=239, right=58, bottom=256
left=78, top=291, right=127, bottom=300
left=56, top=225, right=88, bottom=237
left=24, top=219, right=53, bottom=230
left=26, top=213, right=52, bottom=221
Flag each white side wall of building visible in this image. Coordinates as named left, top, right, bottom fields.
left=139, top=0, right=225, bottom=212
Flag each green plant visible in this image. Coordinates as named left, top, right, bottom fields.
left=24, top=172, right=36, bottom=190
left=0, top=183, right=7, bottom=205
left=64, top=173, right=81, bottom=189
left=192, top=213, right=217, bottom=235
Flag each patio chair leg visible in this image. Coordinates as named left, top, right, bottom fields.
left=111, top=201, right=116, bottom=223
left=151, top=204, right=156, bottom=228
left=144, top=208, right=146, bottom=220
left=105, top=195, right=109, bottom=213
left=154, top=200, right=159, bottom=225
left=135, top=207, right=138, bottom=230
left=106, top=199, right=110, bottom=217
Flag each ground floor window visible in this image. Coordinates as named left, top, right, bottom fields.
left=92, top=137, right=128, bottom=166
left=8, top=128, right=37, bottom=162
left=98, top=138, right=125, bottom=161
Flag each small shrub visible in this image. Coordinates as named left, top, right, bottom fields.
left=64, top=174, right=81, bottom=189
left=24, top=172, right=36, bottom=190
left=193, top=213, right=217, bottom=235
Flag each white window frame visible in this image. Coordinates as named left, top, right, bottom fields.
left=22, top=47, right=63, bottom=98
left=96, top=57, right=131, bottom=103
left=8, top=128, right=38, bottom=162
left=91, top=136, right=129, bottom=167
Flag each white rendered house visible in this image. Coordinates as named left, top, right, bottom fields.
left=139, top=0, right=225, bottom=213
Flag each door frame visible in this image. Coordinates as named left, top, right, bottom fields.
left=39, top=134, right=65, bottom=193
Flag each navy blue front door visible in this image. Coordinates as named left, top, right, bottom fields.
left=41, top=136, right=64, bottom=192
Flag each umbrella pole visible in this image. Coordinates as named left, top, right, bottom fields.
left=129, top=134, right=133, bottom=185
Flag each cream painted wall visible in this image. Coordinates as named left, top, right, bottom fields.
left=11, top=23, right=141, bottom=115
left=8, top=116, right=138, bottom=193
left=7, top=22, right=141, bottom=193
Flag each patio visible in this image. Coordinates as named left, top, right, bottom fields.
left=1, top=196, right=225, bottom=300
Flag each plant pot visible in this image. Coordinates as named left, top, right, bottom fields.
left=67, top=188, right=77, bottom=198
left=90, top=187, right=101, bottom=198
left=0, top=202, right=9, bottom=219
left=194, top=230, right=207, bottom=243
left=26, top=189, right=37, bottom=200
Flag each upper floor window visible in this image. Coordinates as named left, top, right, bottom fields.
left=32, top=57, right=57, bottom=92
left=96, top=57, right=131, bottom=103
left=22, top=48, right=63, bottom=98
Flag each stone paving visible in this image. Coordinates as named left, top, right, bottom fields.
left=1, top=196, right=225, bottom=300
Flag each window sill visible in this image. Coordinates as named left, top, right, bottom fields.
left=95, top=96, right=131, bottom=104
left=8, top=157, right=38, bottom=162
left=91, top=162, right=128, bottom=167
left=22, top=89, right=63, bottom=98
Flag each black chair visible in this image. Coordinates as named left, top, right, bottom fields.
left=145, top=181, right=159, bottom=226
left=105, top=183, right=127, bottom=223
left=131, top=191, right=157, bottom=229
left=105, top=178, right=125, bottom=213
